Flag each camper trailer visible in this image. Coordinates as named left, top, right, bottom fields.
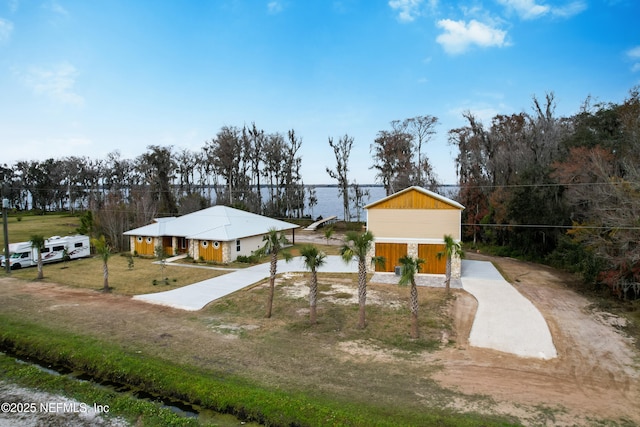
left=1, top=235, right=90, bottom=270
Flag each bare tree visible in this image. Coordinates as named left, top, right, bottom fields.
left=326, top=134, right=354, bottom=220
left=403, top=115, right=438, bottom=187
left=370, top=128, right=413, bottom=196
left=137, top=145, right=178, bottom=215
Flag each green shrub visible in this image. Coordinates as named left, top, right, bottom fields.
left=236, top=255, right=259, bottom=264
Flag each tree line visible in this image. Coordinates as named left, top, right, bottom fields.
left=0, top=116, right=439, bottom=249
left=450, top=87, right=640, bottom=300
left=1, top=87, right=638, bottom=299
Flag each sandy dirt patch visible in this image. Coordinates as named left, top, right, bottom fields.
left=432, top=255, right=640, bottom=426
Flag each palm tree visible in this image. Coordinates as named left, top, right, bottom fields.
left=29, top=234, right=45, bottom=280
left=437, top=234, right=464, bottom=294
left=398, top=256, right=425, bottom=339
left=323, top=225, right=334, bottom=245
left=340, top=230, right=384, bottom=329
left=299, top=244, right=327, bottom=325
left=255, top=228, right=292, bottom=318
left=91, top=235, right=112, bottom=292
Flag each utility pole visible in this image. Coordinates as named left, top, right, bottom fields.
left=2, top=198, right=9, bottom=274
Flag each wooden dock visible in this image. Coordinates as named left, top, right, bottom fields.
left=304, top=215, right=337, bottom=231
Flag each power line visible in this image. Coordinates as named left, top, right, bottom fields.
left=462, top=223, right=640, bottom=231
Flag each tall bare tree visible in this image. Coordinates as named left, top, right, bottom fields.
left=137, top=145, right=178, bottom=215
left=370, top=128, right=413, bottom=196
left=326, top=134, right=354, bottom=220
left=403, top=115, right=438, bottom=187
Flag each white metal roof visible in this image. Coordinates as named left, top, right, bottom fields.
left=123, top=205, right=299, bottom=241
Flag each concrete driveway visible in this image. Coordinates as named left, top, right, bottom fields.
left=132, top=256, right=357, bottom=311
left=133, top=256, right=557, bottom=360
left=461, top=260, right=557, bottom=360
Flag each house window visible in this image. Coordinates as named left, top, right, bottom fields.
left=236, top=239, right=241, bottom=252
left=201, top=241, right=208, bottom=248
left=179, top=237, right=187, bottom=249
left=146, top=237, right=153, bottom=244
left=213, top=241, right=220, bottom=249
left=137, top=236, right=143, bottom=242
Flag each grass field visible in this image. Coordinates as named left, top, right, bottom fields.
left=1, top=213, right=81, bottom=249
left=0, top=271, right=516, bottom=426
left=8, top=254, right=231, bottom=295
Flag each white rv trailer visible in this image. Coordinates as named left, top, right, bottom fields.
left=1, top=235, right=91, bottom=270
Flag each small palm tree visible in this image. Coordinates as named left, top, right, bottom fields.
left=398, top=256, right=425, bottom=339
left=324, top=225, right=334, bottom=245
left=340, top=230, right=384, bottom=329
left=299, top=244, right=327, bottom=325
left=437, top=234, right=464, bottom=294
left=91, top=235, right=112, bottom=293
left=255, top=228, right=292, bottom=318
left=29, top=234, right=45, bottom=280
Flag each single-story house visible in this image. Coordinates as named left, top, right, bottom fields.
left=123, top=205, right=299, bottom=263
left=365, top=186, right=465, bottom=277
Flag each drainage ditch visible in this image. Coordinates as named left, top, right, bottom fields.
left=1, top=349, right=261, bottom=426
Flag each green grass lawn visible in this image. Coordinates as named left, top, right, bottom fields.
left=1, top=213, right=81, bottom=248
left=6, top=254, right=230, bottom=295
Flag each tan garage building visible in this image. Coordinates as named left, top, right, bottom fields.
left=365, top=186, right=464, bottom=277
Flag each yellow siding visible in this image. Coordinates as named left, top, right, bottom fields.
left=370, top=188, right=455, bottom=210
left=134, top=236, right=155, bottom=256
left=374, top=243, right=407, bottom=272
left=162, top=237, right=173, bottom=257
left=199, top=240, right=223, bottom=262
left=418, top=244, right=446, bottom=274
left=368, top=209, right=461, bottom=240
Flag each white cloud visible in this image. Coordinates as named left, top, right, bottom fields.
left=498, top=0, right=587, bottom=20
left=45, top=0, right=69, bottom=16
left=436, top=19, right=508, bottom=55
left=497, top=0, right=549, bottom=19
left=626, top=46, right=640, bottom=59
left=551, top=1, right=587, bottom=18
left=628, top=46, right=640, bottom=73
left=389, top=0, right=423, bottom=23
left=0, top=18, right=14, bottom=43
left=19, top=62, right=84, bottom=106
left=267, top=1, right=283, bottom=14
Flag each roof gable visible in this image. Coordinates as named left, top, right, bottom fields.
left=365, top=186, right=464, bottom=210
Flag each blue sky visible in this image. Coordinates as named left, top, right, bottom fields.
left=1, top=0, right=638, bottom=185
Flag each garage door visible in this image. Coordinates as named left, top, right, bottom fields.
left=418, top=244, right=447, bottom=274
left=374, top=243, right=407, bottom=272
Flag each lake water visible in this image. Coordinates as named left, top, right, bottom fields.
left=306, top=185, right=386, bottom=221
left=282, top=185, right=459, bottom=221
left=207, top=185, right=461, bottom=221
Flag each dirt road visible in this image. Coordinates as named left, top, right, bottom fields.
left=0, top=253, right=638, bottom=426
